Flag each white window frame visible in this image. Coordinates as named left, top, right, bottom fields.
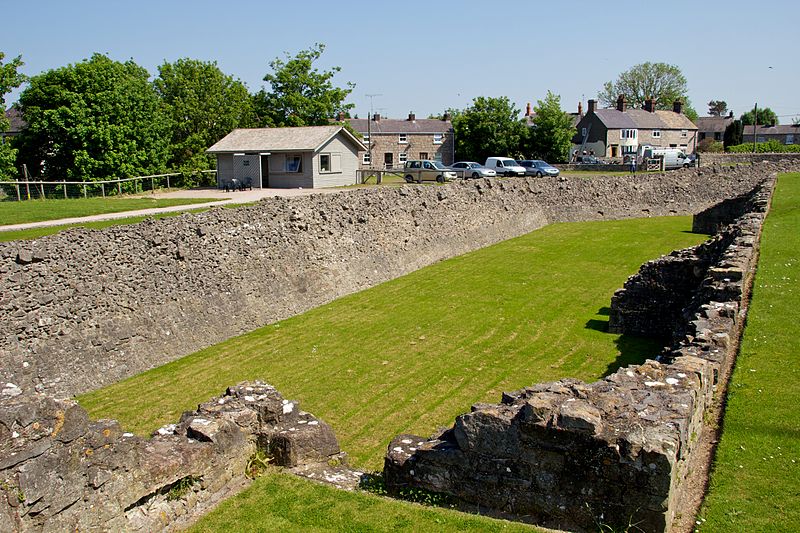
left=399, top=152, right=408, bottom=163
left=652, top=130, right=661, bottom=138
left=433, top=133, right=443, bottom=144
left=362, top=133, right=370, bottom=145
left=319, top=153, right=331, bottom=173
left=398, top=133, right=408, bottom=144
left=681, top=129, right=688, bottom=137
left=362, top=152, right=371, bottom=165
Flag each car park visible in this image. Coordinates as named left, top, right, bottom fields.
left=449, top=161, right=497, bottom=179
left=484, top=157, right=527, bottom=177
left=403, top=160, right=458, bottom=183
left=518, top=160, right=560, bottom=177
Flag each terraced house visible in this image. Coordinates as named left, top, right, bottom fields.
left=573, top=96, right=698, bottom=158
left=348, top=113, right=454, bottom=169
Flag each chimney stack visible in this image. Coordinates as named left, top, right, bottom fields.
left=336, top=112, right=344, bottom=121
left=578, top=101, right=583, bottom=116
left=408, top=111, right=416, bottom=122
left=644, top=98, right=656, bottom=113
left=728, top=111, right=734, bottom=118
left=672, top=100, right=683, bottom=114
left=526, top=102, right=532, bottom=116
left=372, top=113, right=381, bottom=122
left=442, top=112, right=451, bottom=122
left=616, top=95, right=626, bottom=112
left=587, top=99, right=596, bottom=114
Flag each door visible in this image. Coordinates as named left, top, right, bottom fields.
left=384, top=152, right=394, bottom=169
left=260, top=155, right=269, bottom=188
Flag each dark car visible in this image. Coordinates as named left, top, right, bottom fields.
left=518, top=160, right=560, bottom=177
left=574, top=155, right=606, bottom=165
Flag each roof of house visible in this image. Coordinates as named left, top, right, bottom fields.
left=206, top=125, right=365, bottom=154
left=743, top=124, right=800, bottom=135
left=588, top=107, right=698, bottom=131
left=695, top=116, right=734, bottom=134
left=3, top=107, right=26, bottom=134
left=348, top=118, right=452, bottom=134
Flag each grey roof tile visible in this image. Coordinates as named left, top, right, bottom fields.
left=207, top=126, right=365, bottom=153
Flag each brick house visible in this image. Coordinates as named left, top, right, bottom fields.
left=743, top=123, right=800, bottom=145
left=695, top=114, right=734, bottom=143
left=572, top=97, right=698, bottom=159
left=348, top=113, right=454, bottom=169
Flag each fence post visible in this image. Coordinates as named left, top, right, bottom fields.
left=151, top=177, right=154, bottom=193
left=83, top=184, right=87, bottom=198
left=118, top=180, right=122, bottom=195
left=40, top=183, right=45, bottom=198
left=101, top=183, right=105, bottom=197
left=15, top=183, right=20, bottom=201
left=166, top=175, right=171, bottom=189
left=63, top=180, right=67, bottom=199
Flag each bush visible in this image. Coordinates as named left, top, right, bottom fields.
left=726, top=140, right=800, bottom=153
left=697, top=139, right=724, bottom=153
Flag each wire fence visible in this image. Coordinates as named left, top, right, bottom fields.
left=0, top=171, right=217, bottom=201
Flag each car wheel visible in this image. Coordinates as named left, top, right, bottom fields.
left=404, top=175, right=413, bottom=183
left=536, top=171, right=543, bottom=178
left=472, top=172, right=479, bottom=179
left=436, top=175, right=445, bottom=183
left=683, top=163, right=690, bottom=168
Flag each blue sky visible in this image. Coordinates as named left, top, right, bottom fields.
left=3, top=0, right=799, bottom=122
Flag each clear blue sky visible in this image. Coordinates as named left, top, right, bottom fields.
left=3, top=0, right=799, bottom=122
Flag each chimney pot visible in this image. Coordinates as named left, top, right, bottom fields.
left=526, top=102, right=532, bottom=116
left=588, top=99, right=596, bottom=114
left=616, top=95, right=626, bottom=112
left=442, top=112, right=451, bottom=122
left=673, top=100, right=683, bottom=114
left=644, top=98, right=656, bottom=113
left=578, top=101, right=583, bottom=116
left=372, top=113, right=380, bottom=122
left=408, top=111, right=416, bottom=122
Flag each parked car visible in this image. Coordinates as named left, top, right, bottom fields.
left=484, top=157, right=526, bottom=177
left=403, top=160, right=458, bottom=183
left=518, top=160, right=560, bottom=177
left=449, top=161, right=497, bottom=179
left=574, top=155, right=606, bottom=165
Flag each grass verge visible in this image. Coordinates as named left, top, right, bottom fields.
left=697, top=172, right=800, bottom=531
left=0, top=196, right=217, bottom=225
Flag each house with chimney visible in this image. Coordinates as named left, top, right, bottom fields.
left=743, top=123, right=800, bottom=145
left=572, top=97, right=698, bottom=159
left=695, top=113, right=735, bottom=143
left=347, top=113, right=454, bottom=169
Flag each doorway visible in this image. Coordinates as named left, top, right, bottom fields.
left=384, top=152, right=393, bottom=169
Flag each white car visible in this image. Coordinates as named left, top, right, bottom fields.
left=449, top=161, right=497, bottom=179
left=484, top=157, right=526, bottom=177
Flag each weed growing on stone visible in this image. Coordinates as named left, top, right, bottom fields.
left=245, top=450, right=272, bottom=479
left=166, top=475, right=202, bottom=501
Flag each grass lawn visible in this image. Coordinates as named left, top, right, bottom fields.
left=698, top=173, right=800, bottom=531
left=0, top=196, right=217, bottom=226
left=79, top=215, right=706, bottom=469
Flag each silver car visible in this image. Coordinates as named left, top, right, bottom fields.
left=518, top=160, right=560, bottom=177
left=449, top=161, right=497, bottom=179
left=403, top=160, right=458, bottom=183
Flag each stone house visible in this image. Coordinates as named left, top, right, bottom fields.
left=695, top=114, right=734, bottom=143
left=348, top=113, right=454, bottom=169
left=743, top=123, right=800, bottom=145
left=207, top=125, right=366, bottom=189
left=572, top=97, right=699, bottom=158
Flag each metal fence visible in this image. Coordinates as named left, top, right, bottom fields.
left=0, top=171, right=217, bottom=201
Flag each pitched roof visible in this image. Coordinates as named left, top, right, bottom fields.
left=592, top=109, right=637, bottom=129
left=695, top=116, right=734, bottom=134
left=591, top=107, right=697, bottom=130
left=207, top=126, right=365, bottom=153
left=743, top=124, right=800, bottom=135
left=3, top=107, right=26, bottom=134
left=348, top=118, right=452, bottom=134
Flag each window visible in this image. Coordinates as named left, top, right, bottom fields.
left=788, top=134, right=795, bottom=144
left=419, top=152, right=429, bottom=160
left=433, top=133, right=443, bottom=144
left=399, top=133, right=408, bottom=144
left=714, top=132, right=722, bottom=141
left=285, top=155, right=302, bottom=172
left=320, top=154, right=331, bottom=172
left=362, top=152, right=371, bottom=165
left=621, top=129, right=637, bottom=139
left=399, top=152, right=408, bottom=163
left=362, top=133, right=370, bottom=145
left=681, top=129, right=688, bottom=137
left=652, top=130, right=661, bottom=138
left=581, top=127, right=587, bottom=137
left=622, top=145, right=636, bottom=154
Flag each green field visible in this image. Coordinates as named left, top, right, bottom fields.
left=698, top=173, right=800, bottom=531
left=0, top=195, right=216, bottom=226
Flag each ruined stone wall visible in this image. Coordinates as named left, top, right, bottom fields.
left=383, top=177, right=775, bottom=532
left=0, top=381, right=341, bottom=532
left=0, top=164, right=782, bottom=398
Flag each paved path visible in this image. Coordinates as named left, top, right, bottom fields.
left=0, top=187, right=346, bottom=232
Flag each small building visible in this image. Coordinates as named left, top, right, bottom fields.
left=206, top=126, right=366, bottom=189
left=1, top=107, right=26, bottom=143
left=695, top=114, right=735, bottom=143
left=348, top=113, right=454, bottom=169
left=743, top=123, right=800, bottom=145
left=572, top=97, right=699, bottom=158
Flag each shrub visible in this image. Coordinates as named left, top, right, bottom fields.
left=727, top=140, right=800, bottom=153
left=696, top=139, right=723, bottom=153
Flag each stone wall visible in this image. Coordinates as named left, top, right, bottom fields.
left=0, top=164, right=788, bottom=398
left=383, top=177, right=775, bottom=532
left=0, top=381, right=341, bottom=532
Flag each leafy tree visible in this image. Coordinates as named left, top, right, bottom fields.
left=155, top=58, right=255, bottom=173
left=15, top=54, right=169, bottom=183
left=452, top=96, right=527, bottom=163
left=740, top=107, right=778, bottom=126
left=708, top=100, right=728, bottom=116
left=525, top=91, right=573, bottom=163
left=253, top=43, right=354, bottom=127
left=598, top=62, right=690, bottom=111
left=0, top=52, right=26, bottom=180
left=723, top=119, right=743, bottom=149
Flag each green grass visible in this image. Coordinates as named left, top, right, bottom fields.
left=0, top=195, right=217, bottom=225
left=698, top=173, right=800, bottom=532
left=79, top=215, right=706, bottom=469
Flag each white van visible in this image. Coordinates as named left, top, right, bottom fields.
left=639, top=147, right=692, bottom=170
left=484, top=157, right=526, bottom=177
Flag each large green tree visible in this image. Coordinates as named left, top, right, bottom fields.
left=155, top=58, right=255, bottom=172
left=0, top=52, right=26, bottom=180
left=723, top=119, right=743, bottom=149
left=15, top=53, right=169, bottom=182
left=253, top=43, right=354, bottom=127
left=708, top=100, right=728, bottom=116
left=599, top=62, right=697, bottom=120
left=452, top=96, right=527, bottom=163
left=740, top=107, right=778, bottom=126
left=525, top=91, right=573, bottom=163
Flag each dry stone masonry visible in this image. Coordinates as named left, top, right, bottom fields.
left=383, top=175, right=777, bottom=532
left=0, top=381, right=343, bottom=532
left=2, top=164, right=787, bottom=398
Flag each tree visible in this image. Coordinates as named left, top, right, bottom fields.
left=15, top=54, right=170, bottom=183
left=0, top=52, right=26, bottom=180
left=708, top=100, right=728, bottom=116
left=253, top=43, right=354, bottom=127
left=155, top=58, right=255, bottom=173
left=598, top=62, right=690, bottom=111
left=525, top=91, right=573, bottom=163
left=723, top=119, right=743, bottom=149
left=451, top=96, right=527, bottom=163
left=740, top=107, right=778, bottom=126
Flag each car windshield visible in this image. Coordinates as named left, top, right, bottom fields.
left=432, top=162, right=448, bottom=170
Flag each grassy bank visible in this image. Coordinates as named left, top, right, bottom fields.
left=698, top=173, right=800, bottom=531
